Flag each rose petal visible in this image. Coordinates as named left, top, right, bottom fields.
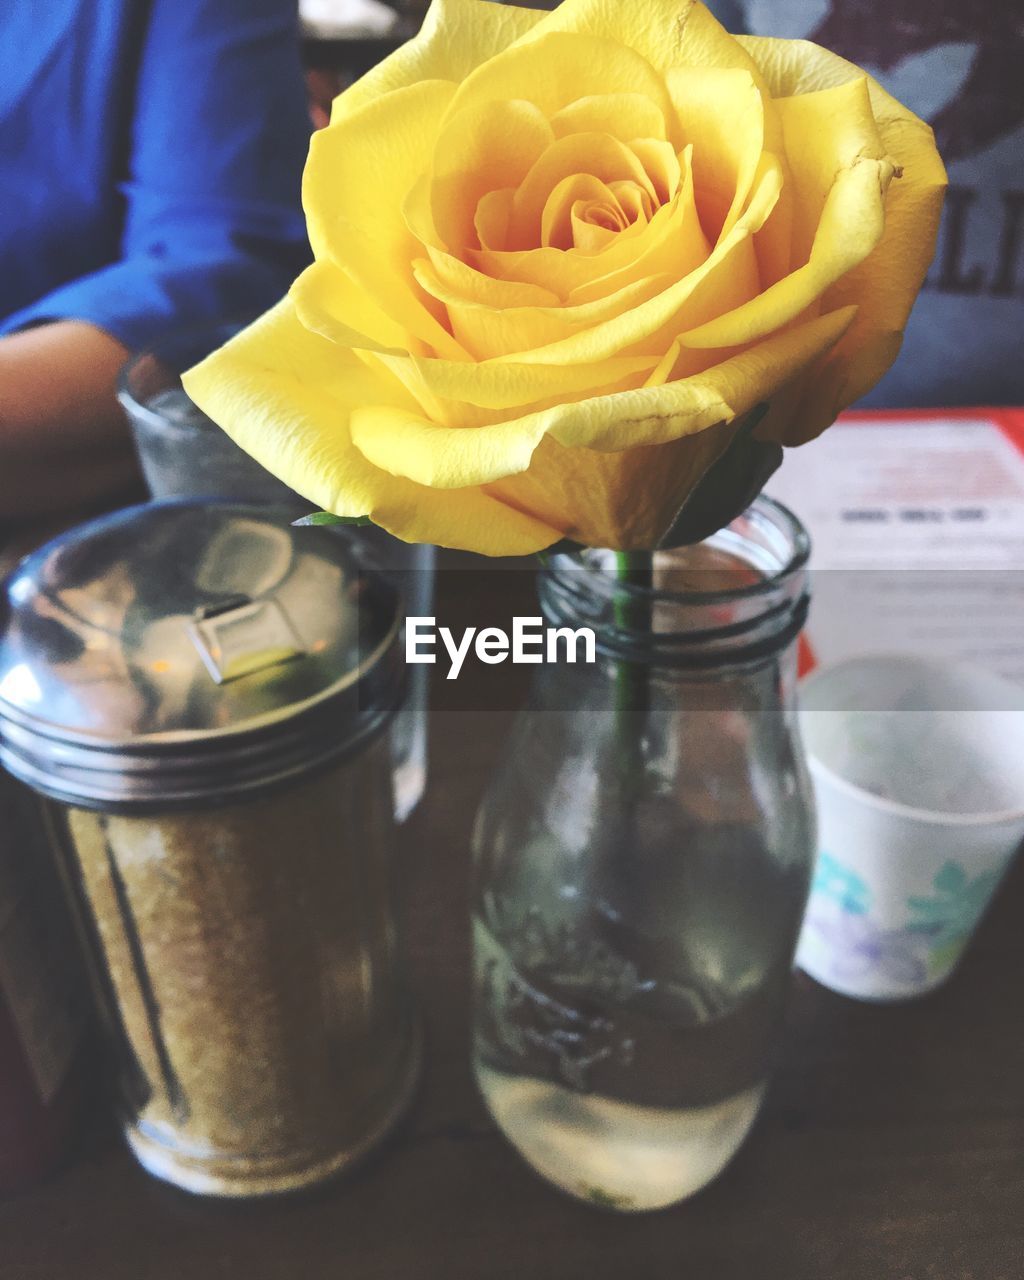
left=470, top=149, right=704, bottom=305
left=333, top=0, right=546, bottom=125
left=350, top=405, right=552, bottom=488
left=505, top=133, right=658, bottom=252
left=678, top=77, right=894, bottom=350
left=473, top=203, right=659, bottom=296
left=492, top=155, right=780, bottom=366
left=776, top=75, right=888, bottom=256
left=291, top=260, right=410, bottom=353
left=541, top=174, right=628, bottom=250
left=414, top=255, right=674, bottom=359
left=473, top=187, right=516, bottom=251
left=306, top=79, right=452, bottom=260
left=423, top=243, right=560, bottom=307
left=442, top=30, right=673, bottom=128
left=181, top=299, right=560, bottom=554
left=665, top=68, right=766, bottom=243
left=304, top=79, right=465, bottom=357
left=521, top=0, right=763, bottom=81
left=346, top=305, right=854, bottom=495
left=739, top=36, right=946, bottom=442
left=542, top=304, right=857, bottom=450
left=609, top=182, right=654, bottom=225
left=368, top=349, right=659, bottom=415
left=566, top=148, right=708, bottom=305
left=628, top=139, right=681, bottom=204
left=550, top=93, right=668, bottom=144
left=488, top=430, right=734, bottom=550
left=484, top=305, right=856, bottom=548
left=428, top=98, right=554, bottom=252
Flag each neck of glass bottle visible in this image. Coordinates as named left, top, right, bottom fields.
left=537, top=498, right=810, bottom=692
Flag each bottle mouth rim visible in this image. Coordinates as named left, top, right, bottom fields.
left=538, top=497, right=810, bottom=669
left=542, top=496, right=810, bottom=606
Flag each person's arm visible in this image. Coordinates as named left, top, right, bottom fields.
left=0, top=322, right=140, bottom=520
left=3, top=0, right=311, bottom=354
left=0, top=0, right=311, bottom=520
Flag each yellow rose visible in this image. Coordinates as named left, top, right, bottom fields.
left=183, top=0, right=945, bottom=555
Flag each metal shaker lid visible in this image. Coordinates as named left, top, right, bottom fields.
left=0, top=501, right=401, bottom=810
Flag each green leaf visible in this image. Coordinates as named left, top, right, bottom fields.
left=291, top=511, right=373, bottom=528
left=657, top=403, right=782, bottom=548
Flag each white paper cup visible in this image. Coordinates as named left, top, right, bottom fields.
left=796, top=655, right=1024, bottom=1000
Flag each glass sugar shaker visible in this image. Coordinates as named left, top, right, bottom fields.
left=0, top=501, right=420, bottom=1197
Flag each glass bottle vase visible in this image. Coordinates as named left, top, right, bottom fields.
left=471, top=498, right=816, bottom=1212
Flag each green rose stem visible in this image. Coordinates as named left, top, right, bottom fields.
left=613, top=549, right=654, bottom=803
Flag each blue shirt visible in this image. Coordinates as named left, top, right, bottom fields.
left=0, top=0, right=312, bottom=350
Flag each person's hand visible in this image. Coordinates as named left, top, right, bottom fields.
left=0, top=321, right=143, bottom=522
left=305, top=69, right=346, bottom=130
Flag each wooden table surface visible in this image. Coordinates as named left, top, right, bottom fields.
left=2, top=554, right=1023, bottom=1280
